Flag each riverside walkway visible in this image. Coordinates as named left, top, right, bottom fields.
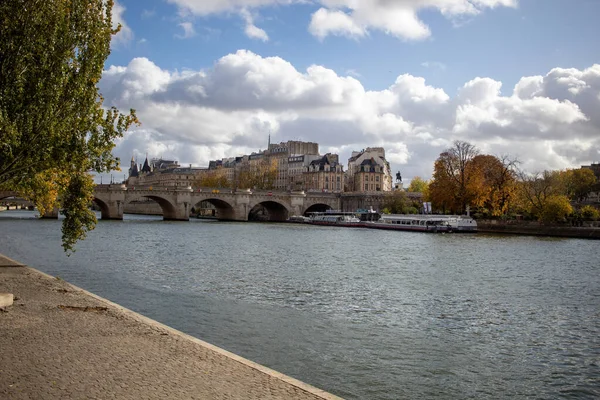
left=0, top=254, right=342, bottom=400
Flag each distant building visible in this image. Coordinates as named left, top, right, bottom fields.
left=354, top=158, right=385, bottom=192
left=127, top=155, right=206, bottom=187
left=346, top=147, right=392, bottom=192
left=303, top=153, right=344, bottom=192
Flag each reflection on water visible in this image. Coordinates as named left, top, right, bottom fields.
left=1, top=210, right=599, bottom=399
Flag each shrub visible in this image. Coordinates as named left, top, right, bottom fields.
left=539, top=195, right=573, bottom=223
left=580, top=205, right=600, bottom=221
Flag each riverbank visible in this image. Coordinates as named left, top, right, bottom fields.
left=477, top=220, right=600, bottom=239
left=0, top=254, right=341, bottom=400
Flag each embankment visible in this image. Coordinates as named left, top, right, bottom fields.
left=477, top=220, right=600, bottom=239
left=0, top=253, right=342, bottom=400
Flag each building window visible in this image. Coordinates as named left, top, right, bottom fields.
left=365, top=184, right=368, bottom=191
left=376, top=176, right=380, bottom=182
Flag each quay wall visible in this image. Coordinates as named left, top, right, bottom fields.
left=0, top=253, right=342, bottom=400
left=477, top=220, right=600, bottom=239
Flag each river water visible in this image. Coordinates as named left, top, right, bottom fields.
left=0, top=210, right=599, bottom=399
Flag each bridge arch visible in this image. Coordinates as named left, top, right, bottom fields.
left=302, top=203, right=334, bottom=216
left=92, top=197, right=111, bottom=220
left=248, top=200, right=292, bottom=222
left=125, top=194, right=180, bottom=220
left=192, top=198, right=236, bottom=220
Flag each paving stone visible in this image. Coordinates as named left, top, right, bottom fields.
left=0, top=256, right=343, bottom=400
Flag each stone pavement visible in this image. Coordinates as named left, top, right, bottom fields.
left=0, top=254, right=343, bottom=400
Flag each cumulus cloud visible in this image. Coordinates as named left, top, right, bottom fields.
left=112, top=0, right=133, bottom=46
left=100, top=51, right=600, bottom=180
left=165, top=0, right=518, bottom=41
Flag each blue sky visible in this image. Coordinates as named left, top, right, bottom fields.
left=100, top=0, right=600, bottom=182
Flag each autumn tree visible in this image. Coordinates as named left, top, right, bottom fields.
left=381, top=191, right=407, bottom=214
left=516, top=170, right=563, bottom=219
left=559, top=168, right=597, bottom=202
left=407, top=176, right=429, bottom=195
left=237, top=157, right=277, bottom=190
left=0, top=0, right=138, bottom=252
left=194, top=169, right=230, bottom=188
left=539, top=195, right=573, bottom=223
left=467, top=154, right=518, bottom=216
left=429, top=141, right=479, bottom=214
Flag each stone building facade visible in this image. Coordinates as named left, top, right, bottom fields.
left=353, top=158, right=385, bottom=192
left=127, top=156, right=207, bottom=188
left=303, top=154, right=344, bottom=193
left=346, top=147, right=392, bottom=192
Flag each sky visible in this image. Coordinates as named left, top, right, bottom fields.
left=99, top=0, right=600, bottom=184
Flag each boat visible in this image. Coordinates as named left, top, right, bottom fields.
left=287, top=215, right=310, bottom=223
left=307, top=211, right=362, bottom=227
left=365, top=214, right=477, bottom=233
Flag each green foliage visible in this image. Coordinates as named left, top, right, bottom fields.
left=407, top=176, right=428, bottom=193
left=560, top=168, right=597, bottom=202
left=0, top=0, right=139, bottom=253
left=539, top=195, right=573, bottom=223
left=381, top=191, right=407, bottom=214
left=579, top=205, right=599, bottom=221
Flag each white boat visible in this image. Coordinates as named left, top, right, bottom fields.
left=365, top=214, right=477, bottom=233
left=287, top=215, right=310, bottom=223
left=307, top=211, right=362, bottom=227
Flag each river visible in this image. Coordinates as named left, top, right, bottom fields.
left=0, top=210, right=599, bottom=399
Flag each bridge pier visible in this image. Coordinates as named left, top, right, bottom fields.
left=40, top=207, right=60, bottom=219
left=94, top=184, right=126, bottom=220
left=163, top=192, right=191, bottom=221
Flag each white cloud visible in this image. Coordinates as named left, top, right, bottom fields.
left=240, top=9, right=269, bottom=41
left=100, top=51, right=600, bottom=180
left=165, top=0, right=518, bottom=41
left=421, top=61, right=447, bottom=71
left=112, top=0, right=133, bottom=46
left=309, top=8, right=367, bottom=40
left=176, top=22, right=196, bottom=39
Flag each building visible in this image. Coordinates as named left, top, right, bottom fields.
left=127, top=156, right=207, bottom=188
left=207, top=139, right=322, bottom=191
left=303, top=154, right=344, bottom=192
left=346, top=148, right=392, bottom=192
left=354, top=158, right=385, bottom=192
left=288, top=154, right=322, bottom=191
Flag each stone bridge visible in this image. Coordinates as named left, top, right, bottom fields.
left=92, top=185, right=340, bottom=222
left=2, top=186, right=424, bottom=221
left=1, top=186, right=339, bottom=221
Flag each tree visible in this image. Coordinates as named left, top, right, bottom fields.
left=237, top=157, right=277, bottom=190
left=467, top=154, right=518, bottom=216
left=194, top=169, right=230, bottom=188
left=407, top=176, right=429, bottom=194
left=0, top=0, right=138, bottom=252
left=381, top=191, right=407, bottom=214
left=559, top=168, right=597, bottom=202
left=539, top=195, right=573, bottom=223
left=516, top=170, right=563, bottom=219
left=579, top=205, right=599, bottom=221
left=429, top=140, right=479, bottom=213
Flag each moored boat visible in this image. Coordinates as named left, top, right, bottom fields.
left=307, top=211, right=362, bottom=227
left=365, top=214, right=477, bottom=233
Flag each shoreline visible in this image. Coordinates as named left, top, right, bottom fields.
left=0, top=253, right=342, bottom=400
left=476, top=221, right=600, bottom=240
